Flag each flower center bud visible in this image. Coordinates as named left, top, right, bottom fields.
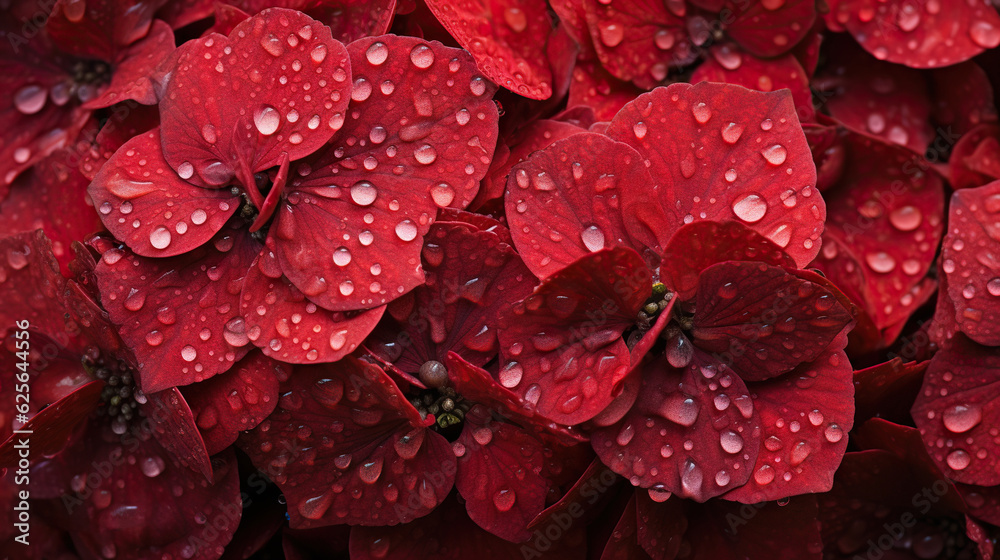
left=83, top=349, right=146, bottom=435
left=409, top=360, right=472, bottom=435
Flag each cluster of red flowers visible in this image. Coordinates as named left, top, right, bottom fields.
left=2, top=0, right=1000, bottom=558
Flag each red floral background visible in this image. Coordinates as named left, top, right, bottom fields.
left=2, top=0, right=1000, bottom=558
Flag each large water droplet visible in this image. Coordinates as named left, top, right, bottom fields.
left=761, top=144, right=787, bottom=165
left=731, top=193, right=767, bottom=223
left=14, top=85, right=47, bottom=115
left=149, top=227, right=172, bottom=250
left=254, top=106, right=280, bottom=136
left=351, top=181, right=377, bottom=206
left=889, top=205, right=922, bottom=231
left=409, top=44, right=435, bottom=69
left=946, top=449, right=971, bottom=470
left=970, top=21, right=1000, bottom=48
left=395, top=220, right=418, bottom=242
left=865, top=251, right=896, bottom=273
left=599, top=22, right=624, bottom=47
left=581, top=225, right=605, bottom=252
left=942, top=404, right=982, bottom=433
left=493, top=488, right=516, bottom=511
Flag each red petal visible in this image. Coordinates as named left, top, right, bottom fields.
left=592, top=355, right=760, bottom=502
left=568, top=58, right=644, bottom=121
left=93, top=228, right=261, bottom=392
left=0, top=231, right=71, bottom=343
left=813, top=40, right=933, bottom=154
left=939, top=181, right=1000, bottom=345
left=912, top=336, right=1000, bottom=486
left=580, top=0, right=687, bottom=88
left=274, top=34, right=499, bottom=311
left=659, top=220, right=796, bottom=301
left=84, top=19, right=175, bottom=109
left=597, top=492, right=653, bottom=560
left=350, top=492, right=588, bottom=559
left=88, top=129, right=241, bottom=257
left=80, top=103, right=160, bottom=180
left=813, top=132, right=945, bottom=333
left=240, top=248, right=385, bottom=363
left=692, top=48, right=814, bottom=123
left=1, top=147, right=105, bottom=272
left=229, top=0, right=397, bottom=44
left=158, top=8, right=351, bottom=187
left=506, top=132, right=660, bottom=279
left=497, top=248, right=649, bottom=425
left=42, top=430, right=241, bottom=560
left=238, top=358, right=455, bottom=527
left=479, top=113, right=591, bottom=209
left=691, top=262, right=853, bottom=382
left=0, top=45, right=90, bottom=186
left=722, top=333, right=854, bottom=503
left=929, top=61, right=998, bottom=139
left=423, top=0, right=554, bottom=99
left=454, top=406, right=550, bottom=541
left=46, top=0, right=166, bottom=60
left=828, top=0, right=1000, bottom=69
left=369, top=221, right=535, bottom=371
left=606, top=82, right=823, bottom=267
left=683, top=495, right=822, bottom=560
left=633, top=493, right=685, bottom=560
left=725, top=0, right=816, bottom=58
left=949, top=123, right=1000, bottom=190
left=143, top=387, right=214, bottom=481
left=853, top=358, right=926, bottom=424
left=180, top=351, right=288, bottom=455
left=0, top=380, right=102, bottom=468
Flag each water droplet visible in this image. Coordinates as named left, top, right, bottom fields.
left=633, top=121, right=647, bottom=140
left=732, top=193, right=768, bottom=223
left=754, top=464, right=775, bottom=485
left=946, top=449, right=971, bottom=470
left=943, top=404, right=982, bottom=433
left=720, top=431, right=743, bottom=454
left=181, top=345, right=197, bottom=362
left=149, top=227, right=172, bottom=249
left=500, top=362, right=523, bottom=388
left=430, top=183, right=455, bottom=207
left=823, top=424, right=843, bottom=443
left=141, top=456, right=165, bottom=477
left=254, top=106, right=280, bottom=136
left=970, top=21, right=1000, bottom=48
left=581, top=225, right=605, bottom=252
left=721, top=122, right=743, bottom=144
left=681, top=460, right=703, bottom=496
left=865, top=251, right=896, bottom=273
left=599, top=22, right=624, bottom=47
left=761, top=144, right=787, bottom=165
left=654, top=29, right=675, bottom=50
left=414, top=144, right=437, bottom=164
left=889, top=205, right=921, bottom=231
left=366, top=42, right=388, bottom=65
left=504, top=7, right=527, bottom=32
left=409, top=44, right=435, bottom=68
left=395, top=220, right=417, bottom=242
left=14, top=85, right=47, bottom=115
left=692, top=102, right=712, bottom=124
left=351, top=181, right=377, bottom=206
left=493, top=488, right=516, bottom=511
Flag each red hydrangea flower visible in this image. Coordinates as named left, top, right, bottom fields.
left=238, top=217, right=585, bottom=540
left=0, top=231, right=241, bottom=559
left=0, top=0, right=175, bottom=186
left=87, top=9, right=499, bottom=392
left=825, top=0, right=1000, bottom=69
left=496, top=82, right=857, bottom=502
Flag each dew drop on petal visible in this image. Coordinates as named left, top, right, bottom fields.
left=942, top=404, right=982, bottom=433
left=149, top=227, right=172, bottom=249
left=254, top=106, right=280, bottom=136
left=946, top=449, right=971, bottom=470
left=580, top=225, right=605, bottom=252
left=395, top=220, right=418, bottom=242
left=731, top=193, right=767, bottom=223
